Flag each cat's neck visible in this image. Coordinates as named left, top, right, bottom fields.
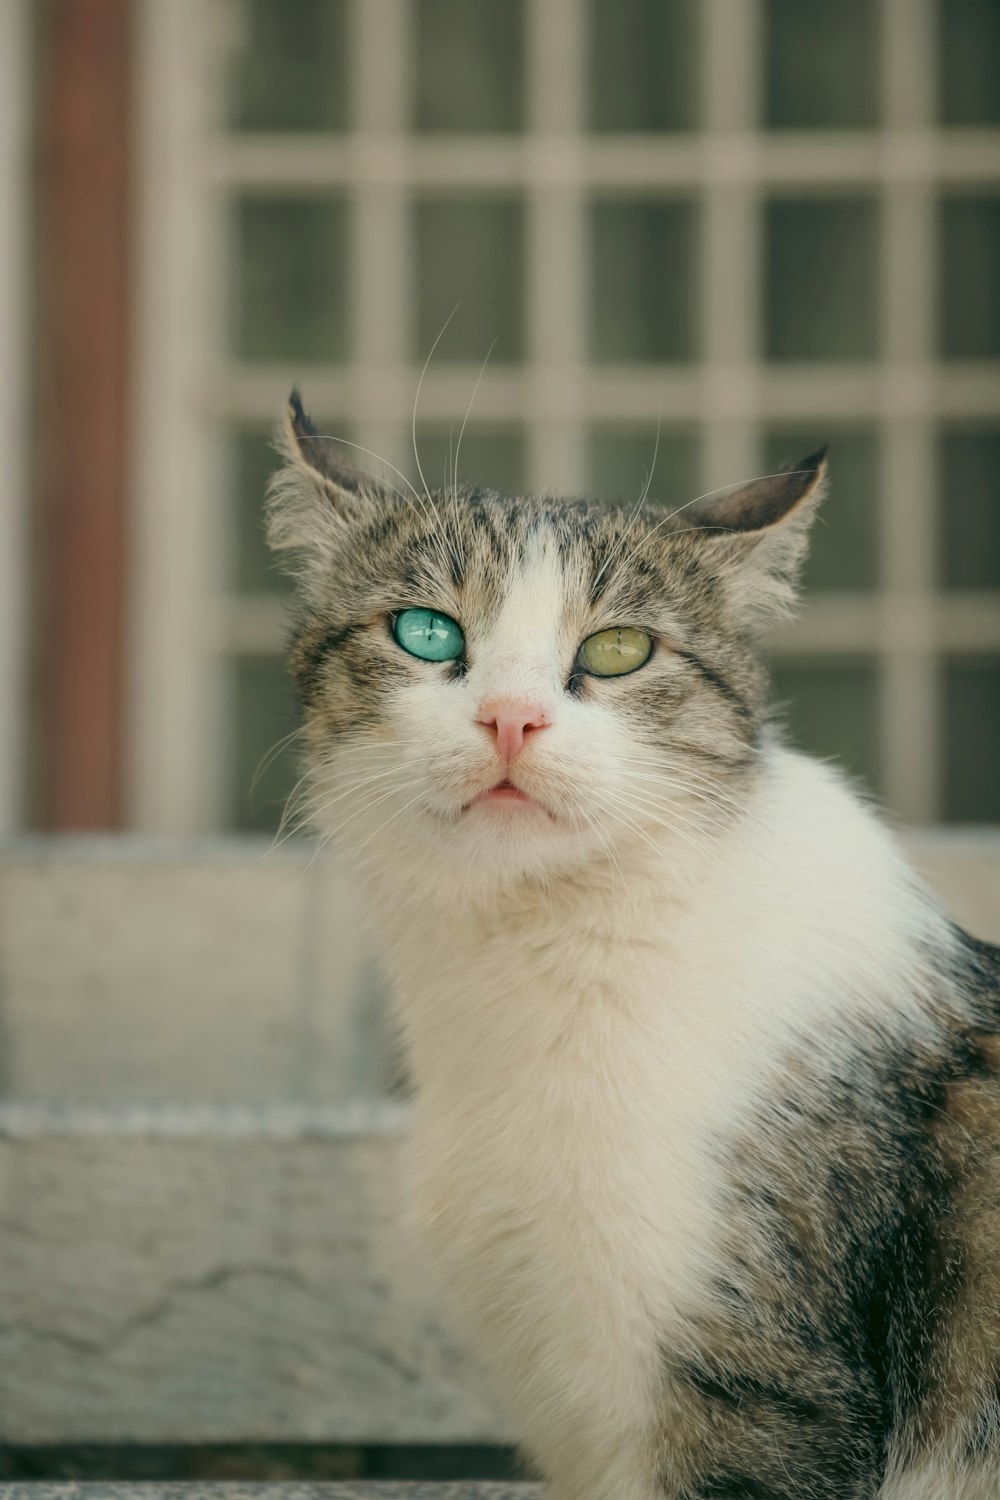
left=367, top=769, right=725, bottom=939
left=360, top=745, right=950, bottom=1109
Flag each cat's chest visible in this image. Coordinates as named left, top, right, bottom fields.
left=398, top=939, right=747, bottom=1468
left=411, top=1015, right=716, bottom=1308
left=400, top=930, right=745, bottom=1346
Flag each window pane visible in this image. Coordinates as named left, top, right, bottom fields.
left=765, top=197, right=879, bottom=361
left=223, top=0, right=349, bottom=133
left=415, top=426, right=526, bottom=495
left=940, top=0, right=1000, bottom=126
left=939, top=427, right=1000, bottom=589
left=764, top=0, right=878, bottom=128
left=227, top=425, right=289, bottom=595
left=590, top=200, right=698, bottom=362
left=230, top=656, right=302, bottom=834
left=762, top=427, right=879, bottom=591
left=587, top=426, right=698, bottom=508
left=770, top=658, right=880, bottom=793
left=942, top=660, right=1000, bottom=822
left=415, top=0, right=524, bottom=132
left=587, top=0, right=698, bottom=133
left=939, top=196, right=1000, bottom=359
left=415, top=197, right=524, bottom=362
left=230, top=196, right=348, bottom=362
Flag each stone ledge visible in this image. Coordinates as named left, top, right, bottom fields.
left=0, top=832, right=996, bottom=1111
left=0, top=1130, right=509, bottom=1446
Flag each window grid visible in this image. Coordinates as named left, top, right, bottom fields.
left=525, top=0, right=586, bottom=496
left=879, top=0, right=939, bottom=819
left=133, top=0, right=1000, bottom=833
left=133, top=0, right=224, bottom=833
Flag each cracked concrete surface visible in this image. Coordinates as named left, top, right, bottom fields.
left=0, top=1132, right=507, bottom=1444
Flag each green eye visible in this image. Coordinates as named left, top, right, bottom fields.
left=578, top=626, right=653, bottom=678
left=393, top=608, right=465, bottom=663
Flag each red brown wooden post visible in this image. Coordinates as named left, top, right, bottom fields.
left=35, top=0, right=131, bottom=828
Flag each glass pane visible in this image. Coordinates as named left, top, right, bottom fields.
left=943, top=660, right=1000, bottom=822
left=939, top=427, right=1000, bottom=589
left=230, top=656, right=303, bottom=834
left=227, top=424, right=289, bottom=594
left=762, top=427, right=879, bottom=590
left=415, top=426, right=526, bottom=495
left=940, top=0, right=1000, bottom=126
left=770, top=658, right=880, bottom=793
left=415, top=0, right=524, bottom=132
left=230, top=196, right=348, bottom=362
left=587, top=426, right=698, bottom=508
left=587, top=0, right=698, bottom=133
left=223, top=0, right=349, bottom=133
left=939, top=196, right=1000, bottom=359
left=415, top=197, right=524, bottom=362
left=764, top=0, right=878, bottom=128
left=590, top=200, right=698, bottom=362
left=765, top=197, right=879, bottom=361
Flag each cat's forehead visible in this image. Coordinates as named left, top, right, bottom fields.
left=358, top=486, right=690, bottom=621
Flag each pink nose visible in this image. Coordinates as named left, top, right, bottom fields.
left=476, top=698, right=551, bottom=764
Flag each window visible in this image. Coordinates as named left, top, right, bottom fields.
left=132, top=0, right=1000, bottom=833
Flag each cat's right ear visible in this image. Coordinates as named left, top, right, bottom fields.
left=266, top=390, right=387, bottom=561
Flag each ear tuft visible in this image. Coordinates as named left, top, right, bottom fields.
left=689, top=447, right=828, bottom=536
left=685, top=448, right=829, bottom=633
left=288, top=387, right=316, bottom=438
left=282, top=390, right=371, bottom=499
left=266, top=390, right=386, bottom=570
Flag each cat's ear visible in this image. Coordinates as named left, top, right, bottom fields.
left=686, top=448, right=828, bottom=630
left=267, top=390, right=389, bottom=560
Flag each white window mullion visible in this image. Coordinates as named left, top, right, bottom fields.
left=701, top=0, right=762, bottom=494
left=879, top=0, right=939, bottom=823
left=0, top=0, right=31, bottom=833
left=130, top=0, right=225, bottom=832
left=526, top=0, right=586, bottom=496
left=352, top=0, right=412, bottom=483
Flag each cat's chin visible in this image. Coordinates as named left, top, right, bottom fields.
left=409, top=795, right=607, bottom=887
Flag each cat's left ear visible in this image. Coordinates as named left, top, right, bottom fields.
left=267, top=390, right=391, bottom=560
left=686, top=448, right=828, bottom=630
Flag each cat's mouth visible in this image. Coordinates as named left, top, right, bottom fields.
left=464, top=779, right=552, bottom=815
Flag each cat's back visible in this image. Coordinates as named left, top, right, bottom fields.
left=902, top=960, right=1000, bottom=1472
left=872, top=986, right=1000, bottom=1497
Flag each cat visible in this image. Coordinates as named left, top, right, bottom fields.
left=268, top=390, right=1000, bottom=1500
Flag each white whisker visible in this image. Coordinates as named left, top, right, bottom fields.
left=590, top=417, right=661, bottom=597
left=412, top=303, right=465, bottom=581
left=454, top=337, right=498, bottom=498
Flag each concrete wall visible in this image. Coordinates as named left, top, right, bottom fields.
left=0, top=833, right=997, bottom=1442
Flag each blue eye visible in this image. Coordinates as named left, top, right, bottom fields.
left=393, top=608, right=465, bottom=663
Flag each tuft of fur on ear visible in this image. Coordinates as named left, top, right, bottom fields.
left=266, top=390, right=387, bottom=569
left=685, top=448, right=828, bottom=632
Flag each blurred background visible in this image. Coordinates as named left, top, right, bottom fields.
left=1, top=2, right=1000, bottom=1483
left=2, top=0, right=999, bottom=842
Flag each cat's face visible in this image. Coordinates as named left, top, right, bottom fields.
left=270, top=394, right=825, bottom=890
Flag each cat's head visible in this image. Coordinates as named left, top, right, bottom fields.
left=268, top=392, right=826, bottom=891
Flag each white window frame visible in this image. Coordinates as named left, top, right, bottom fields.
left=131, top=0, right=1000, bottom=833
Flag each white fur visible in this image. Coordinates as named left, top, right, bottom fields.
left=321, top=542, right=957, bottom=1500
left=879, top=1451, right=1000, bottom=1499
